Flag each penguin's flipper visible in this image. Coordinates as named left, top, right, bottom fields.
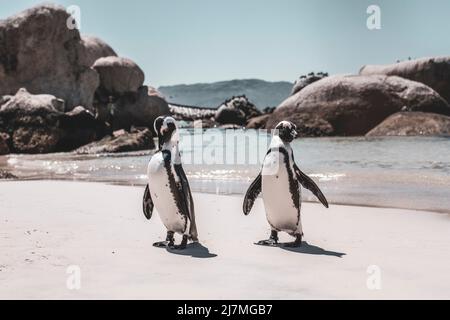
left=174, top=163, right=198, bottom=241
left=143, top=184, right=154, bottom=220
left=294, top=164, right=329, bottom=208
left=243, top=173, right=262, bottom=215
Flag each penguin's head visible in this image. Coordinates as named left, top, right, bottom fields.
left=275, top=121, right=298, bottom=143
left=154, top=116, right=179, bottom=149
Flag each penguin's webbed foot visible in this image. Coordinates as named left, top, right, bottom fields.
left=255, top=239, right=278, bottom=246
left=255, top=230, right=278, bottom=246
left=153, top=241, right=169, bottom=248
left=154, top=231, right=175, bottom=248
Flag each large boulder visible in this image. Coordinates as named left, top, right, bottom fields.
left=291, top=72, right=328, bottom=95
left=101, top=86, right=170, bottom=131
left=215, top=106, right=246, bottom=125
left=0, top=87, right=65, bottom=113
left=215, top=95, right=260, bottom=125
left=277, top=113, right=334, bottom=137
left=93, top=56, right=145, bottom=96
left=80, top=35, right=117, bottom=67
left=360, top=56, right=450, bottom=104
left=11, top=126, right=61, bottom=154
left=367, top=112, right=450, bottom=136
left=76, top=128, right=155, bottom=154
left=246, top=114, right=270, bottom=129
left=267, top=75, right=450, bottom=136
left=58, top=106, right=109, bottom=150
left=0, top=4, right=100, bottom=111
left=0, top=88, right=107, bottom=153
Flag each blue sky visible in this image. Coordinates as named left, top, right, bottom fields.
left=1, top=0, right=449, bottom=86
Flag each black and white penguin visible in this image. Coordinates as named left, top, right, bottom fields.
left=142, top=116, right=198, bottom=249
left=243, top=121, right=329, bottom=247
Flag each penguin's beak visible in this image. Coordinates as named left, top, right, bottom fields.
left=292, top=130, right=298, bottom=139
left=159, top=123, right=176, bottom=147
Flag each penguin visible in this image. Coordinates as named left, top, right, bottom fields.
left=142, top=116, right=198, bottom=250
left=243, top=121, right=329, bottom=247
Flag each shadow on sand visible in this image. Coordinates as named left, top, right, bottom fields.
left=281, top=241, right=346, bottom=257
left=256, top=241, right=346, bottom=258
left=166, top=242, right=217, bottom=258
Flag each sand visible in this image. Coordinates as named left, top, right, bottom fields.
left=0, top=181, right=449, bottom=300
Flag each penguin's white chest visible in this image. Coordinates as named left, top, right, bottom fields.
left=147, top=153, right=187, bottom=233
left=261, top=151, right=301, bottom=232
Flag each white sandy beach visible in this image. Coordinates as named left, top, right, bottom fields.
left=0, top=181, right=449, bottom=300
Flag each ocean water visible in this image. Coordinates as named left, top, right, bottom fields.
left=1, top=129, right=449, bottom=213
